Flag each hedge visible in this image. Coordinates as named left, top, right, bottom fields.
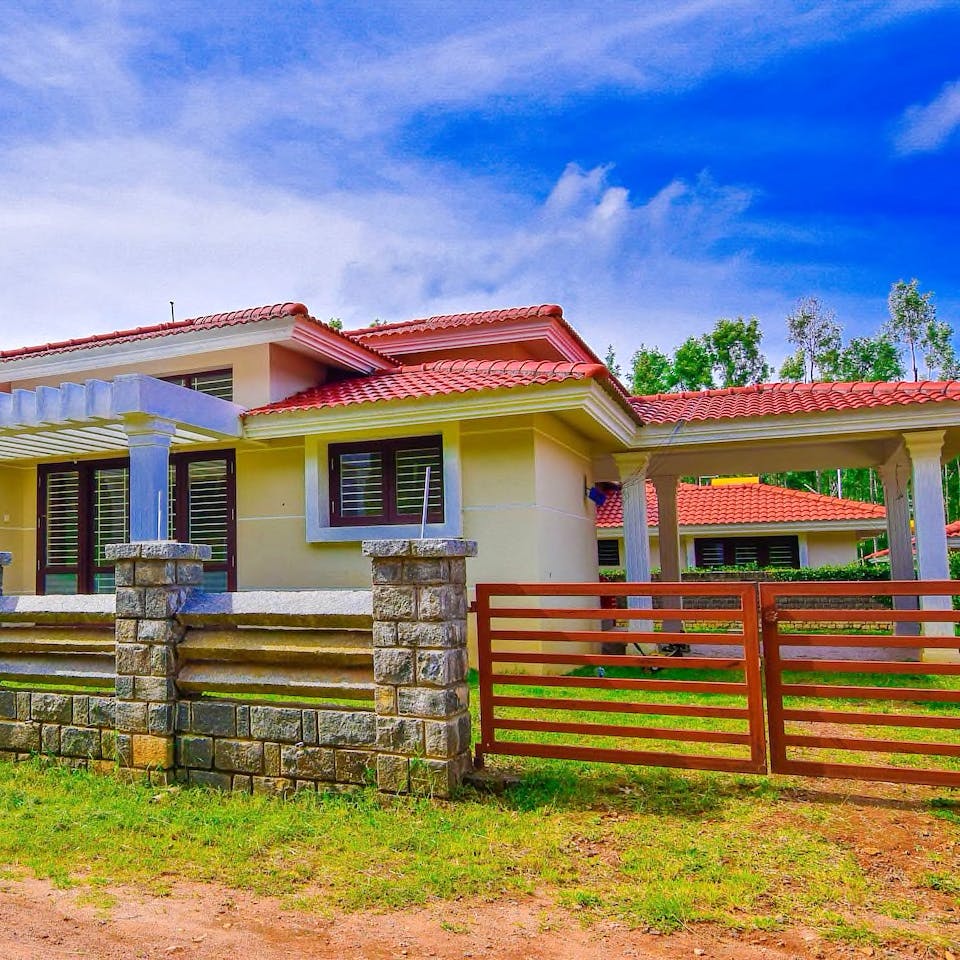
left=599, top=563, right=894, bottom=583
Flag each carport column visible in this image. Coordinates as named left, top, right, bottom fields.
left=106, top=541, right=211, bottom=783
left=903, top=431, right=956, bottom=657
left=878, top=448, right=919, bottom=637
left=124, top=417, right=177, bottom=542
left=614, top=453, right=653, bottom=632
left=652, top=475, right=681, bottom=582
left=364, top=538, right=477, bottom=798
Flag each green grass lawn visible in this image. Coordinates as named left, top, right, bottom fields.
left=0, top=666, right=957, bottom=951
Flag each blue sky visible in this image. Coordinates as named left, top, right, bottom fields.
left=2, top=1, right=959, bottom=370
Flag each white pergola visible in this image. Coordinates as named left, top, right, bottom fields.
left=609, top=396, right=960, bottom=660
left=0, top=375, right=242, bottom=540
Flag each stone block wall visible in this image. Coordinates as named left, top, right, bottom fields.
left=174, top=702, right=377, bottom=795
left=0, top=690, right=116, bottom=770
left=0, top=538, right=477, bottom=799
left=364, top=538, right=476, bottom=797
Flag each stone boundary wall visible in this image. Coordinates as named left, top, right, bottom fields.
left=0, top=538, right=476, bottom=798
left=0, top=690, right=116, bottom=770
left=174, top=700, right=376, bottom=795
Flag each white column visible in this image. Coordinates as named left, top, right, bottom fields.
left=124, top=417, right=176, bottom=542
left=614, top=454, right=653, bottom=636
left=652, top=475, right=684, bottom=640
left=904, top=431, right=955, bottom=655
left=652, top=475, right=681, bottom=582
left=878, top=448, right=919, bottom=637
left=878, top=449, right=916, bottom=583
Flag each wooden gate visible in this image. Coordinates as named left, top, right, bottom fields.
left=475, top=579, right=960, bottom=786
left=760, top=579, right=960, bottom=788
left=474, top=581, right=767, bottom=774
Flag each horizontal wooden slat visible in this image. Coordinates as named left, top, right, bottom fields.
left=779, top=608, right=959, bottom=623
left=771, top=633, right=942, bottom=648
left=781, top=683, right=960, bottom=703
left=487, top=629, right=745, bottom=645
left=779, top=658, right=960, bottom=675
left=491, top=672, right=748, bottom=694
left=490, top=607, right=743, bottom=622
left=490, top=651, right=745, bottom=670
left=760, top=579, right=958, bottom=597
left=772, top=757, right=960, bottom=788
left=491, top=694, right=750, bottom=720
left=494, top=717, right=752, bottom=745
left=484, top=582, right=754, bottom=597
left=782, top=707, right=960, bottom=730
left=482, top=739, right=764, bottom=774
left=783, top=733, right=960, bottom=758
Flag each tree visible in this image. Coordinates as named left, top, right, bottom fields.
left=604, top=344, right=621, bottom=379
left=709, top=316, right=770, bottom=387
left=630, top=345, right=674, bottom=395
left=922, top=319, right=960, bottom=380
left=785, top=297, right=842, bottom=381
left=830, top=334, right=905, bottom=381
left=887, top=279, right=935, bottom=381
left=778, top=349, right=806, bottom=382
left=671, top=336, right=715, bottom=392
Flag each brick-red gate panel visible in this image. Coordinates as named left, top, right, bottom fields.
left=760, top=580, right=960, bottom=788
left=475, top=581, right=767, bottom=775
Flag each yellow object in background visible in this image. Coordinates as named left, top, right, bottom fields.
left=710, top=476, right=760, bottom=486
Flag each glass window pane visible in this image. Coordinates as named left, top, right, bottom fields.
left=187, top=459, right=230, bottom=562
left=44, top=573, right=78, bottom=595
left=93, top=467, right=129, bottom=563
left=394, top=445, right=442, bottom=516
left=339, top=451, right=384, bottom=517
left=201, top=570, right=229, bottom=592
left=45, top=470, right=80, bottom=566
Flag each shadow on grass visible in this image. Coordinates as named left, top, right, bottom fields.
left=487, top=760, right=779, bottom=818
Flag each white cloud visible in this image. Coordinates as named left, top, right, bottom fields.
left=895, top=79, right=960, bottom=154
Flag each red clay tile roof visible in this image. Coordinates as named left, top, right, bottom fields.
left=595, top=482, right=887, bottom=529
left=630, top=381, right=960, bottom=425
left=347, top=304, right=565, bottom=338
left=245, top=358, right=610, bottom=416
left=0, top=302, right=373, bottom=362
left=345, top=303, right=602, bottom=364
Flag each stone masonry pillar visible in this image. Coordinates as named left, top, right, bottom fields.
left=105, top=541, right=211, bottom=784
left=363, top=538, right=477, bottom=799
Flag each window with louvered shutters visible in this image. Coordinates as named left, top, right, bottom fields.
left=694, top=539, right=726, bottom=568
left=91, top=466, right=129, bottom=593
left=597, top=539, right=621, bottom=566
left=694, top=535, right=800, bottom=569
left=330, top=436, right=443, bottom=526
left=37, top=452, right=236, bottom=594
left=394, top=443, right=442, bottom=520
left=160, top=369, right=233, bottom=401
left=41, top=469, right=81, bottom=594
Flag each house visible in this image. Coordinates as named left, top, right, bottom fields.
left=595, top=480, right=888, bottom=572
left=0, top=303, right=632, bottom=599
left=3, top=300, right=960, bottom=663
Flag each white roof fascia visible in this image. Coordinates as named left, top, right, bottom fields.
left=632, top=402, right=960, bottom=450
left=597, top=518, right=887, bottom=538
left=0, top=316, right=299, bottom=383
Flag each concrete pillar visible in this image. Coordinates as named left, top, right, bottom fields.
left=614, top=452, right=652, bottom=588
left=878, top=449, right=919, bottom=637
left=652, top=476, right=681, bottom=581
left=105, top=541, right=211, bottom=783
left=124, top=417, right=176, bottom=541
left=363, top=538, right=476, bottom=798
left=904, top=431, right=956, bottom=656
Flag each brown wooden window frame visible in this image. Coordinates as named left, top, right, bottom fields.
left=37, top=450, right=237, bottom=594
left=329, top=435, right=444, bottom=527
left=693, top=535, right=800, bottom=569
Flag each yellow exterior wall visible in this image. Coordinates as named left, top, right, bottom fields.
left=0, top=465, right=35, bottom=595
left=806, top=531, right=860, bottom=566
